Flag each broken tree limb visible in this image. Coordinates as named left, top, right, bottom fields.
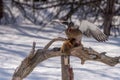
left=71, top=47, right=120, bottom=66
left=12, top=38, right=120, bottom=80
left=44, top=37, right=66, bottom=50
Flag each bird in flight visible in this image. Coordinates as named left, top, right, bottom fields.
left=52, top=19, right=108, bottom=42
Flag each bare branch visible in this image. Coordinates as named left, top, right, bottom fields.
left=12, top=38, right=120, bottom=80
left=44, top=37, right=66, bottom=50
left=13, top=0, right=102, bottom=10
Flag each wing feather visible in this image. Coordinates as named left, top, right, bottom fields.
left=78, top=20, right=108, bottom=42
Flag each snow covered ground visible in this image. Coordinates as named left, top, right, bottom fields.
left=0, top=24, right=120, bottom=80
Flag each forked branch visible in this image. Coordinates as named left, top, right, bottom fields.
left=12, top=38, right=120, bottom=80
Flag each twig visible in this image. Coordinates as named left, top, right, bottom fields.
left=43, top=37, right=66, bottom=50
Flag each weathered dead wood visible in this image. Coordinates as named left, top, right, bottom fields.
left=44, top=37, right=66, bottom=50
left=12, top=37, right=120, bottom=80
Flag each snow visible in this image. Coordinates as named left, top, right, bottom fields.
left=0, top=24, right=120, bottom=80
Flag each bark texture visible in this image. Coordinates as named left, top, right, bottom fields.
left=12, top=38, right=120, bottom=80
left=103, top=0, right=115, bottom=36
left=0, top=0, right=3, bottom=19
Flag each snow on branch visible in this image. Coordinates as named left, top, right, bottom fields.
left=12, top=37, right=120, bottom=80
